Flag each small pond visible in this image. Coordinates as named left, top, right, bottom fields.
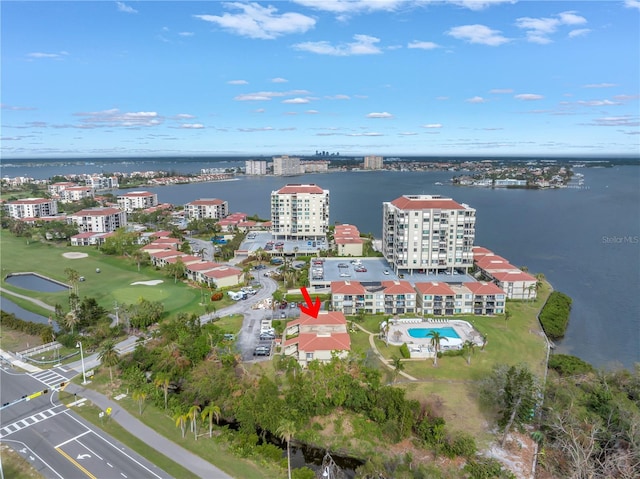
left=5, top=273, right=69, bottom=293
left=0, top=296, right=55, bottom=329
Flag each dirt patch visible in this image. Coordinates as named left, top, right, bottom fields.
left=63, top=252, right=89, bottom=259
left=486, top=431, right=536, bottom=479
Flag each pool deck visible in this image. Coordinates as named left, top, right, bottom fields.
left=386, top=318, right=483, bottom=359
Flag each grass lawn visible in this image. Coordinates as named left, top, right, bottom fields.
left=77, top=369, right=285, bottom=479
left=0, top=444, right=42, bottom=479
left=1, top=233, right=202, bottom=318
left=0, top=328, right=43, bottom=352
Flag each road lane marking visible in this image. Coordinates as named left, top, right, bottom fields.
left=0, top=405, right=65, bottom=439
left=3, top=439, right=64, bottom=479
left=56, top=447, right=97, bottom=479
left=78, top=440, right=103, bottom=460
left=55, top=430, right=91, bottom=448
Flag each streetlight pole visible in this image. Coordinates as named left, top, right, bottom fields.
left=76, top=341, right=87, bottom=384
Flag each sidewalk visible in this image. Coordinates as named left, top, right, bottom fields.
left=65, top=383, right=233, bottom=479
left=0, top=348, right=42, bottom=373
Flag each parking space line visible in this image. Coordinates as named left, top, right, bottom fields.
left=56, top=447, right=97, bottom=479
left=55, top=429, right=90, bottom=449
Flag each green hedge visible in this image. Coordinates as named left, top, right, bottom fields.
left=400, top=343, right=411, bottom=359
left=1, top=310, right=53, bottom=338
left=539, top=291, right=572, bottom=340
left=548, top=354, right=594, bottom=376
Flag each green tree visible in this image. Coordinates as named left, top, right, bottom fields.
left=428, top=330, right=448, bottom=367
left=131, top=249, right=150, bottom=272
left=462, top=340, right=476, bottom=366
left=173, top=410, right=187, bottom=438
left=154, top=372, right=171, bottom=410
left=166, top=257, right=186, bottom=283
left=64, top=310, right=79, bottom=335
left=188, top=404, right=201, bottom=440
left=132, top=389, right=147, bottom=415
left=98, top=339, right=119, bottom=385
left=391, top=356, right=405, bottom=383
left=201, top=403, right=221, bottom=439
left=277, top=419, right=297, bottom=479
left=64, top=268, right=80, bottom=296
left=504, top=309, right=512, bottom=329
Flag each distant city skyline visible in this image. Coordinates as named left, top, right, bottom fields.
left=2, top=1, right=639, bottom=159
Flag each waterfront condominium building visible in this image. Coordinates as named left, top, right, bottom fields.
left=4, top=198, right=58, bottom=219
left=272, top=155, right=302, bottom=176
left=271, top=184, right=329, bottom=240
left=184, top=198, right=229, bottom=220
left=382, top=195, right=476, bottom=275
left=364, top=155, right=383, bottom=170
left=117, top=191, right=158, bottom=213
left=245, top=160, right=267, bottom=176
left=68, top=207, right=126, bottom=233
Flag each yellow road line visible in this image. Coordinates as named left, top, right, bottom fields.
left=55, top=447, right=97, bottom=479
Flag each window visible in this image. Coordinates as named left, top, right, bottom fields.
left=306, top=353, right=314, bottom=360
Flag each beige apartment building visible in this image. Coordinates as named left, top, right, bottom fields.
left=271, top=184, right=329, bottom=240
left=364, top=155, right=383, bottom=170
left=4, top=198, right=58, bottom=219
left=245, top=160, right=267, bottom=175
left=117, top=191, right=158, bottom=213
left=68, top=207, right=126, bottom=233
left=184, top=198, right=228, bottom=220
left=334, top=224, right=363, bottom=256
left=382, top=195, right=476, bottom=275
left=272, top=155, right=302, bottom=176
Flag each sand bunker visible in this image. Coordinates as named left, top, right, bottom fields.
left=63, top=252, right=89, bottom=259
left=130, top=280, right=164, bottom=286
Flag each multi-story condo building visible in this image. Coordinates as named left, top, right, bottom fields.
left=272, top=155, right=302, bottom=176
left=382, top=195, right=476, bottom=275
left=331, top=280, right=416, bottom=315
left=68, top=207, right=126, bottom=233
left=364, top=155, right=383, bottom=170
left=301, top=160, right=329, bottom=173
left=117, top=191, right=158, bottom=213
left=48, top=182, right=77, bottom=196
left=4, top=198, right=58, bottom=219
left=60, top=186, right=95, bottom=203
left=271, top=184, right=329, bottom=240
left=334, top=224, right=363, bottom=256
left=184, top=198, right=228, bottom=220
left=87, top=175, right=119, bottom=190
left=245, top=160, right=267, bottom=176
left=473, top=246, right=537, bottom=300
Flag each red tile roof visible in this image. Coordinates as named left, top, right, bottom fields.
left=464, top=282, right=505, bottom=295
left=286, top=332, right=351, bottom=352
left=148, top=249, right=181, bottom=258
left=188, top=198, right=225, bottom=206
left=390, top=195, right=466, bottom=211
left=381, top=280, right=415, bottom=294
left=287, top=311, right=348, bottom=328
left=331, top=281, right=366, bottom=295
left=277, top=184, right=325, bottom=194
left=491, top=271, right=536, bottom=282
left=203, top=266, right=242, bottom=278
left=9, top=198, right=53, bottom=205
left=73, top=207, right=123, bottom=216
left=187, top=261, right=223, bottom=271
left=119, top=191, right=154, bottom=197
left=414, top=282, right=455, bottom=295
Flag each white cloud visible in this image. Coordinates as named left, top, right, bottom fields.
left=194, top=3, right=315, bottom=40
left=408, top=41, right=440, bottom=50
left=583, top=83, right=617, bottom=88
left=466, top=96, right=488, bottom=103
left=116, top=2, right=138, bottom=14
left=293, top=0, right=405, bottom=17
left=306, top=110, right=319, bottom=114
left=448, top=0, right=515, bottom=11
left=271, top=77, right=288, bottom=83
left=591, top=116, right=640, bottom=127
left=178, top=32, right=194, bottom=37
left=625, top=0, right=640, bottom=10
left=227, top=79, right=249, bottom=85
left=422, top=123, right=443, bottom=128
left=325, top=94, right=351, bottom=100
left=293, top=34, right=382, bottom=56
left=282, top=98, right=310, bottom=104
left=238, top=126, right=275, bottom=132
left=27, top=51, right=68, bottom=59
left=515, top=93, right=544, bottom=101
left=568, top=28, right=590, bottom=38
left=576, top=99, right=620, bottom=106
left=348, top=132, right=384, bottom=137
left=366, top=112, right=394, bottom=118
left=175, top=113, right=195, bottom=119
left=490, top=88, right=513, bottom=94
left=1, top=104, right=37, bottom=111
left=181, top=123, right=205, bottom=129
left=446, top=25, right=510, bottom=46
left=516, top=11, right=587, bottom=44
left=74, top=109, right=162, bottom=127
left=234, top=89, right=311, bottom=101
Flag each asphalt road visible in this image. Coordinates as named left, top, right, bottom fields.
left=1, top=368, right=172, bottom=479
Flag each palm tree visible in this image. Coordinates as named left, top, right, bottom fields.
left=173, top=410, right=187, bottom=438
left=166, top=258, right=186, bottom=284
left=462, top=340, right=475, bottom=365
left=64, top=268, right=80, bottom=296
left=154, top=373, right=171, bottom=410
left=98, top=340, right=119, bottom=385
left=187, top=405, right=201, bottom=440
left=131, top=249, right=149, bottom=272
left=64, top=310, right=79, bottom=335
left=200, top=403, right=221, bottom=438
left=132, top=389, right=147, bottom=415
left=504, top=309, right=512, bottom=329
left=276, top=419, right=296, bottom=479
left=428, top=330, right=448, bottom=367
left=391, top=356, right=405, bottom=383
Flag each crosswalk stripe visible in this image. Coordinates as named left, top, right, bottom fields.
left=0, top=405, right=65, bottom=439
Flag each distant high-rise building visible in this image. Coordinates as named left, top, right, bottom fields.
left=271, top=184, right=329, bottom=240
left=364, top=155, right=383, bottom=170
left=245, top=160, right=267, bottom=176
left=301, top=160, right=329, bottom=173
left=382, top=195, right=476, bottom=275
left=273, top=155, right=302, bottom=176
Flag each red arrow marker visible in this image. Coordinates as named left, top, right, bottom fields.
left=299, top=286, right=321, bottom=319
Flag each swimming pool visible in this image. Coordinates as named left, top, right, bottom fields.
left=408, top=327, right=461, bottom=339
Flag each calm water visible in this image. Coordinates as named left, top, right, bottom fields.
left=5, top=273, right=70, bottom=293
left=3, top=159, right=639, bottom=368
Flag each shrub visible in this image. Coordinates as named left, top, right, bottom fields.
left=442, top=432, right=477, bottom=458
left=399, top=343, right=411, bottom=359
left=210, top=292, right=223, bottom=301
left=548, top=354, right=594, bottom=376
left=539, top=291, right=572, bottom=339
left=463, top=457, right=516, bottom=479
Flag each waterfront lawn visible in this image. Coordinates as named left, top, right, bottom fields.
left=0, top=234, right=202, bottom=318
left=0, top=328, right=43, bottom=352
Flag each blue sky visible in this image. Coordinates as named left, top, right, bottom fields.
left=2, top=0, right=639, bottom=158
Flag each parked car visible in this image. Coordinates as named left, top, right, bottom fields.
left=383, top=270, right=390, bottom=275
left=280, top=311, right=286, bottom=318
left=253, top=346, right=271, bottom=356
left=259, top=333, right=275, bottom=340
